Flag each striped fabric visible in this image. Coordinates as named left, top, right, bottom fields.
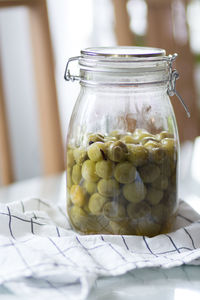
left=0, top=198, right=200, bottom=299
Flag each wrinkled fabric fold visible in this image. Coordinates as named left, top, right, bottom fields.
left=0, top=199, right=200, bottom=299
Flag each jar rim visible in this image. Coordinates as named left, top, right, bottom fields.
left=81, top=46, right=166, bottom=59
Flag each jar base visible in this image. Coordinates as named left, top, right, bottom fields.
left=67, top=204, right=177, bottom=237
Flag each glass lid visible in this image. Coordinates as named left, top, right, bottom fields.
left=81, top=46, right=166, bottom=58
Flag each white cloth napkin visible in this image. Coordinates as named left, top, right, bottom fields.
left=0, top=198, right=200, bottom=300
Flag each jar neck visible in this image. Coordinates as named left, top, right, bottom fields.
left=79, top=58, right=170, bottom=87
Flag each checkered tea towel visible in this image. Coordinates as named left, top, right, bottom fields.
left=0, top=198, right=200, bottom=300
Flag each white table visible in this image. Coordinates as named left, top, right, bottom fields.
left=0, top=172, right=200, bottom=300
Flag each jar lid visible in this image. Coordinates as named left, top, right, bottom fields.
left=81, top=46, right=166, bottom=58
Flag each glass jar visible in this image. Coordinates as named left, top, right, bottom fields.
left=65, top=47, right=188, bottom=237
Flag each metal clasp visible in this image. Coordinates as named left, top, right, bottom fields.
left=167, top=54, right=190, bottom=118
left=64, top=56, right=81, bottom=82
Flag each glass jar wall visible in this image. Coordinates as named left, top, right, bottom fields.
left=65, top=47, right=180, bottom=237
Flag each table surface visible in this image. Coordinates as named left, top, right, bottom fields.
left=1, top=172, right=200, bottom=300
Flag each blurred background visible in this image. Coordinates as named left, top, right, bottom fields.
left=0, top=0, right=200, bottom=188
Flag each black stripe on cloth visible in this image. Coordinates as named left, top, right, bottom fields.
left=30, top=218, right=34, bottom=234
left=156, top=247, right=193, bottom=255
left=7, top=207, right=15, bottom=240
left=56, top=227, right=61, bottom=237
left=48, top=237, right=77, bottom=267
left=0, top=211, right=44, bottom=226
left=9, top=238, right=32, bottom=272
left=36, top=198, right=51, bottom=208
left=101, top=236, right=128, bottom=262
left=54, top=244, right=106, bottom=258
left=121, top=236, right=129, bottom=250
left=143, top=236, right=157, bottom=257
left=0, top=238, right=33, bottom=248
left=177, top=214, right=193, bottom=223
left=165, top=234, right=180, bottom=253
left=76, top=236, right=108, bottom=269
left=58, top=206, right=72, bottom=229
left=45, top=279, right=67, bottom=296
left=183, top=228, right=196, bottom=249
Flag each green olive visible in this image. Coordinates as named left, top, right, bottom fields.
left=156, top=131, right=174, bottom=140
left=160, top=158, right=172, bottom=177
left=103, top=202, right=126, bottom=220
left=107, top=141, right=128, bottom=162
left=97, top=179, right=120, bottom=197
left=171, top=172, right=177, bottom=186
left=72, top=164, right=82, bottom=184
left=141, top=136, right=160, bottom=145
left=120, top=135, right=138, bottom=144
left=163, top=192, right=177, bottom=216
left=161, top=138, right=176, bottom=157
left=96, top=160, right=114, bottom=179
left=67, top=149, right=75, bottom=168
left=114, top=161, right=136, bottom=184
left=137, top=220, right=161, bottom=237
left=88, top=133, right=104, bottom=144
left=151, top=175, right=168, bottom=190
left=73, top=148, right=88, bottom=165
left=95, top=214, right=110, bottom=233
left=70, top=185, right=86, bottom=207
left=104, top=136, right=117, bottom=143
left=139, top=163, right=160, bottom=183
left=109, top=130, right=125, bottom=139
left=109, top=220, right=131, bottom=235
left=146, top=187, right=163, bottom=206
left=144, top=141, right=166, bottom=164
left=127, top=201, right=151, bottom=219
left=133, top=129, right=154, bottom=141
left=133, top=128, right=149, bottom=137
left=83, top=180, right=97, bottom=195
left=69, top=205, right=87, bottom=229
left=88, top=193, right=108, bottom=215
left=87, top=142, right=107, bottom=162
left=123, top=181, right=146, bottom=203
left=127, top=144, right=148, bottom=166
left=151, top=204, right=165, bottom=223
left=81, top=160, right=99, bottom=182
left=67, top=168, right=73, bottom=188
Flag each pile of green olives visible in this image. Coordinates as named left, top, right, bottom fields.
left=66, top=129, right=178, bottom=237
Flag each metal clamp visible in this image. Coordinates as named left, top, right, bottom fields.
left=167, top=54, right=190, bottom=118
left=64, top=56, right=81, bottom=82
